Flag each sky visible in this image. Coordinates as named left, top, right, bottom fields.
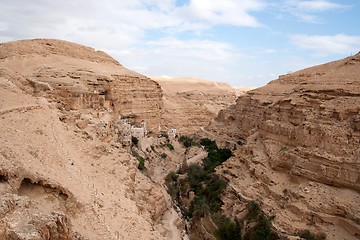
left=0, top=0, right=359, bottom=87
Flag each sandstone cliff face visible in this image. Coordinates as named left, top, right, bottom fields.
left=0, top=39, right=169, bottom=239
left=208, top=53, right=360, bottom=239
left=0, top=39, right=163, bottom=133
left=215, top=53, right=360, bottom=191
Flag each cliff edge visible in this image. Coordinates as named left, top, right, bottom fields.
left=0, top=39, right=167, bottom=239
left=207, top=53, right=360, bottom=239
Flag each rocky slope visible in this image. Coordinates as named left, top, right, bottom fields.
left=152, top=76, right=243, bottom=135
left=0, top=39, right=163, bottom=133
left=0, top=39, right=170, bottom=239
left=206, top=53, right=360, bottom=239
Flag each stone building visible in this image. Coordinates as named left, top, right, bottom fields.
left=116, top=118, right=147, bottom=146
left=167, top=128, right=176, bottom=138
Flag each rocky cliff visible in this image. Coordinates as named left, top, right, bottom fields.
left=207, top=53, right=360, bottom=239
left=0, top=39, right=163, bottom=133
left=0, top=39, right=169, bottom=239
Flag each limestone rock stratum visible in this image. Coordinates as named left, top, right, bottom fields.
left=207, top=53, right=360, bottom=239
left=0, top=39, right=167, bottom=239
left=0, top=39, right=163, bottom=133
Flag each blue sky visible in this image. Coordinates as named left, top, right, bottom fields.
left=0, top=0, right=359, bottom=87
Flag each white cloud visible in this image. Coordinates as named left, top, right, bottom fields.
left=145, top=38, right=236, bottom=61
left=0, top=22, right=8, bottom=31
left=0, top=0, right=181, bottom=48
left=0, top=0, right=265, bottom=48
left=259, top=49, right=277, bottom=54
left=112, top=37, right=242, bottom=82
left=290, top=0, right=346, bottom=11
left=290, top=34, right=360, bottom=56
left=0, top=0, right=269, bottom=87
left=283, top=0, right=350, bottom=23
left=179, top=0, right=266, bottom=27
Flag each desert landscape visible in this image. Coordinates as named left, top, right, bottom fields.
left=152, top=76, right=251, bottom=135
left=0, top=38, right=359, bottom=240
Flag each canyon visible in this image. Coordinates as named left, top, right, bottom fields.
left=0, top=38, right=359, bottom=240
left=152, top=76, right=246, bottom=135
left=205, top=52, right=360, bottom=239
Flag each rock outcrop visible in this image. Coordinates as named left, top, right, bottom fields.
left=206, top=53, right=360, bottom=239
left=0, top=39, right=163, bottom=133
left=0, top=39, right=169, bottom=239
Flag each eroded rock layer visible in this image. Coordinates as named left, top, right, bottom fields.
left=0, top=39, right=163, bottom=132
left=215, top=53, right=360, bottom=190
left=207, top=53, right=360, bottom=239
left=0, top=39, right=168, bottom=239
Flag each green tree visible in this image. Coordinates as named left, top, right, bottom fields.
left=200, top=138, right=218, bottom=151
left=190, top=196, right=210, bottom=219
left=244, top=214, right=279, bottom=240
left=188, top=164, right=208, bottom=191
left=215, top=216, right=241, bottom=240
left=203, top=148, right=232, bottom=173
left=179, top=135, right=196, bottom=148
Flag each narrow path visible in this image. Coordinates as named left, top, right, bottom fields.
left=186, top=151, right=207, bottom=165
left=0, top=105, right=42, bottom=115
left=162, top=208, right=183, bottom=240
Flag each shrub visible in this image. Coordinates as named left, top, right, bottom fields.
left=200, top=138, right=218, bottom=151
left=163, top=138, right=233, bottom=238
left=203, top=148, right=232, bottom=173
left=189, top=196, right=210, bottom=219
left=298, top=230, right=315, bottom=240
left=218, top=148, right=232, bottom=161
left=246, top=200, right=261, bottom=220
left=316, top=233, right=327, bottom=240
left=187, top=164, right=208, bottom=190
left=137, top=156, right=145, bottom=170
left=191, top=140, right=200, bottom=147
left=206, top=175, right=227, bottom=212
left=160, top=153, right=167, bottom=158
left=247, top=215, right=278, bottom=240
left=179, top=135, right=198, bottom=148
left=165, top=180, right=179, bottom=200
left=186, top=164, right=227, bottom=214
left=165, top=171, right=178, bottom=182
left=297, top=230, right=326, bottom=240
left=215, top=215, right=241, bottom=240
left=167, top=143, right=174, bottom=150
left=165, top=171, right=181, bottom=201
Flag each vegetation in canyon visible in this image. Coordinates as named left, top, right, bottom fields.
left=165, top=137, right=279, bottom=239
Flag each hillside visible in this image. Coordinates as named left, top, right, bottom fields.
left=153, top=76, right=248, bottom=135
left=2, top=38, right=359, bottom=240
left=0, top=39, right=169, bottom=239
left=205, top=53, right=360, bottom=239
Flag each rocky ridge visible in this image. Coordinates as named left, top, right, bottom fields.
left=0, top=39, right=169, bottom=239
left=206, top=53, right=360, bottom=239
left=0, top=39, right=163, bottom=133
